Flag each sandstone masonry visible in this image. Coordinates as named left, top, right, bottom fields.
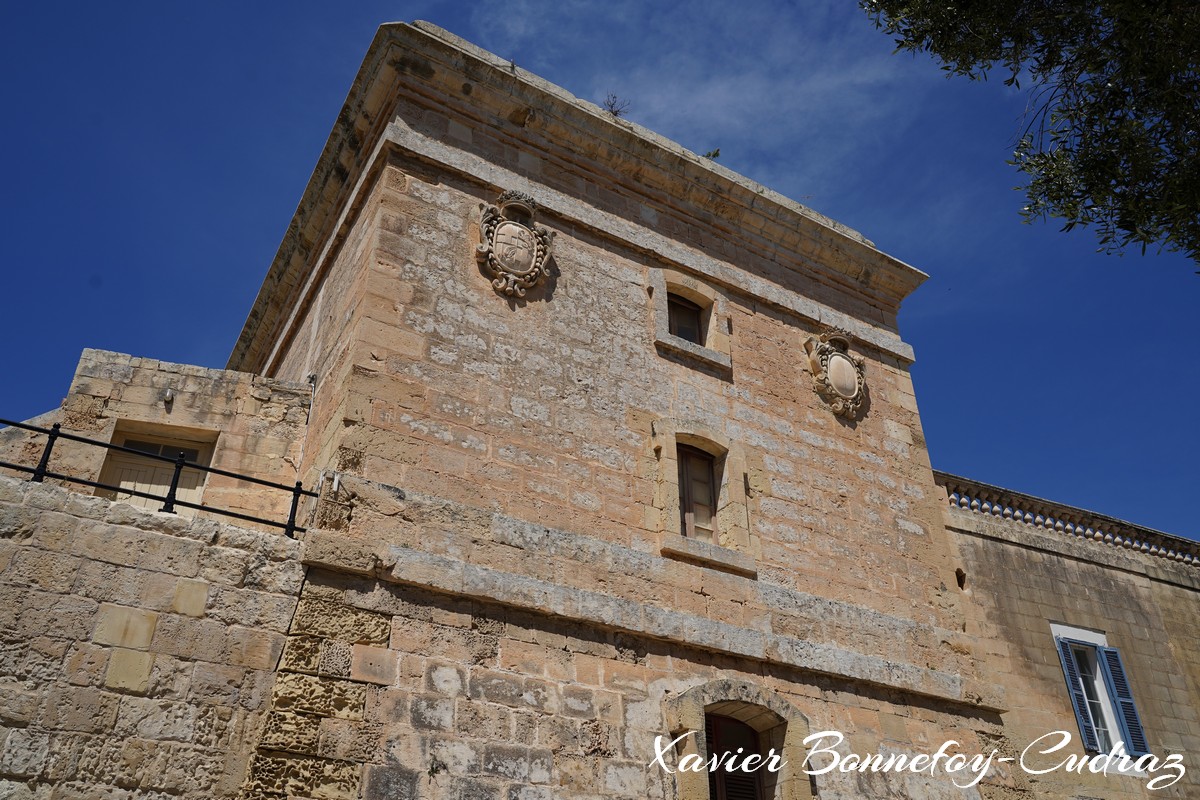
left=1, top=20, right=1197, bottom=800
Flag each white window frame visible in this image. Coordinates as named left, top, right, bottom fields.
left=1050, top=623, right=1149, bottom=756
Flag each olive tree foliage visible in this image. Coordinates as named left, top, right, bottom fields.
left=862, top=1, right=1200, bottom=266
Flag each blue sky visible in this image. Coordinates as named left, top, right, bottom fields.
left=2, top=2, right=1195, bottom=539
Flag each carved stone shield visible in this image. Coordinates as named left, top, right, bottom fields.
left=826, top=353, right=860, bottom=399
left=476, top=190, right=554, bottom=297
left=493, top=221, right=537, bottom=276
left=804, top=330, right=867, bottom=418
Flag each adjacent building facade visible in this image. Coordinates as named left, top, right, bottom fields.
left=1, top=22, right=1196, bottom=800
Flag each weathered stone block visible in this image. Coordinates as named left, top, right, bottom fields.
left=317, top=717, right=383, bottom=762
left=303, top=531, right=381, bottom=576
left=508, top=787, right=554, bottom=800
left=38, top=686, right=120, bottom=733
left=426, top=734, right=482, bottom=775
left=449, top=776, right=502, bottom=800
left=63, top=642, right=109, bottom=687
left=206, top=586, right=297, bottom=632
left=468, top=670, right=525, bottom=707
left=150, top=614, right=229, bottom=662
left=318, top=639, right=353, bottom=678
left=114, top=697, right=197, bottom=742
left=280, top=634, right=323, bottom=674
left=292, top=597, right=391, bottom=644
left=259, top=710, right=322, bottom=755
left=92, top=604, right=158, bottom=650
left=364, top=686, right=410, bottom=723
left=241, top=751, right=360, bottom=799
left=361, top=764, right=418, bottom=800
left=5, top=548, right=81, bottom=592
left=561, top=685, right=595, bottom=718
left=271, top=673, right=366, bottom=720
left=136, top=532, right=202, bottom=577
left=105, top=647, right=154, bottom=694
left=189, top=662, right=247, bottom=706
left=456, top=699, right=512, bottom=741
left=244, top=558, right=306, bottom=596
left=0, top=729, right=49, bottom=778
left=0, top=680, right=40, bottom=726
left=425, top=661, right=467, bottom=697
left=410, top=694, right=454, bottom=730
left=172, top=578, right=209, bottom=617
left=196, top=545, right=250, bottom=586
left=481, top=743, right=530, bottom=781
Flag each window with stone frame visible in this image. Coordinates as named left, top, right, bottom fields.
left=663, top=679, right=812, bottom=800
left=678, top=444, right=718, bottom=543
left=650, top=268, right=732, bottom=374
left=96, top=428, right=214, bottom=518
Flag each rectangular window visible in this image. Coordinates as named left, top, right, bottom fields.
left=667, top=293, right=705, bottom=345
left=97, top=431, right=213, bottom=518
left=1055, top=634, right=1149, bottom=756
left=678, top=445, right=717, bottom=543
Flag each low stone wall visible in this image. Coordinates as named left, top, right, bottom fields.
left=0, top=349, right=312, bottom=531
left=0, top=474, right=303, bottom=799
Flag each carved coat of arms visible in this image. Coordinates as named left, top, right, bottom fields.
left=476, top=190, right=554, bottom=297
left=804, top=330, right=867, bottom=418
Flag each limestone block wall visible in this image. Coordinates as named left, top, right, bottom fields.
left=947, top=505, right=1200, bottom=798
left=262, top=155, right=965, bottom=646
left=0, top=474, right=304, bottom=798
left=224, top=474, right=1006, bottom=799
left=0, top=350, right=312, bottom=528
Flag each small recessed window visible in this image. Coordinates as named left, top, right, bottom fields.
left=97, top=431, right=213, bottom=518
left=668, top=293, right=705, bottom=345
left=678, top=444, right=717, bottom=543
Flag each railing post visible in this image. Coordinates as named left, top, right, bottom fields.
left=161, top=451, right=186, bottom=514
left=31, top=423, right=61, bottom=483
left=284, top=481, right=303, bottom=539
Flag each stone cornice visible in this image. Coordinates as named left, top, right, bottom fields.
left=304, top=530, right=1001, bottom=713
left=937, top=471, right=1199, bottom=590
left=229, top=21, right=927, bottom=373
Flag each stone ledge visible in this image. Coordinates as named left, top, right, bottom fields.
left=374, top=543, right=998, bottom=711
left=300, top=520, right=998, bottom=711
left=660, top=535, right=755, bottom=577
left=653, top=335, right=733, bottom=375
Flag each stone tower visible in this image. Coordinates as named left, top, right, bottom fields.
left=1, top=20, right=1196, bottom=800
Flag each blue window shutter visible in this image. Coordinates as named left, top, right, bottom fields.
left=1055, top=637, right=1100, bottom=752
left=1099, top=647, right=1149, bottom=756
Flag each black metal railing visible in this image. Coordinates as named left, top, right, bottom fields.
left=0, top=417, right=317, bottom=538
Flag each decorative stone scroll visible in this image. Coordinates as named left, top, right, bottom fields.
left=804, top=329, right=866, bottom=418
left=476, top=190, right=554, bottom=297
